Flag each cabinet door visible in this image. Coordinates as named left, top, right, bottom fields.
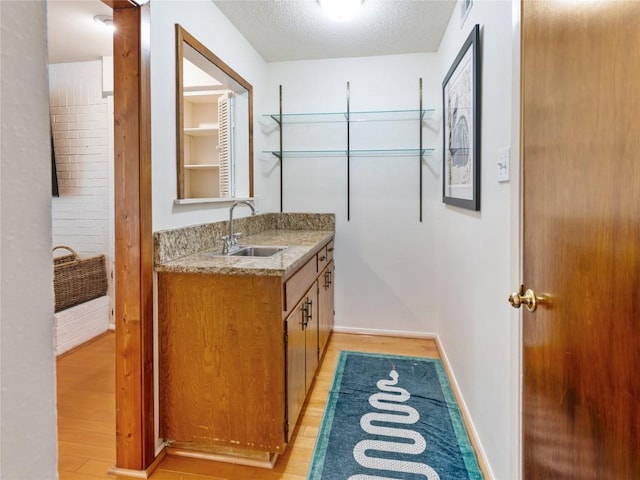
left=285, top=283, right=320, bottom=440
left=305, top=282, right=319, bottom=392
left=286, top=295, right=307, bottom=442
left=318, top=261, right=335, bottom=356
left=159, top=272, right=285, bottom=452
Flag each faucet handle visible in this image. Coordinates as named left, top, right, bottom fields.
left=221, top=235, right=230, bottom=254
left=231, top=232, right=242, bottom=247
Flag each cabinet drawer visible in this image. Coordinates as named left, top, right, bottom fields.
left=317, top=238, right=334, bottom=271
left=284, top=256, right=317, bottom=312
left=317, top=246, right=328, bottom=272
left=326, top=240, right=335, bottom=263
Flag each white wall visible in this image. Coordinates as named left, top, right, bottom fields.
left=150, top=0, right=269, bottom=232
left=265, top=2, right=520, bottom=477
left=0, top=1, right=58, bottom=478
left=266, top=54, right=440, bottom=336
left=435, top=2, right=518, bottom=479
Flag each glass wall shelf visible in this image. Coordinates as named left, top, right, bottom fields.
left=267, top=80, right=431, bottom=221
left=263, top=148, right=435, bottom=159
left=264, top=108, right=436, bottom=125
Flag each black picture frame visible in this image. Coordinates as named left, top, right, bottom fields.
left=442, top=24, right=481, bottom=211
left=51, top=128, right=59, bottom=197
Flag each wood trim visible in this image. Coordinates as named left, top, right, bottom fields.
left=108, top=447, right=167, bottom=479
left=175, top=24, right=186, bottom=199
left=138, top=2, right=154, bottom=468
left=112, top=2, right=155, bottom=470
left=248, top=87, right=254, bottom=197
left=166, top=448, right=277, bottom=470
left=177, top=26, right=252, bottom=92
left=102, top=0, right=139, bottom=9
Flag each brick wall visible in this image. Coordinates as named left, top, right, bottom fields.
left=49, top=60, right=110, bottom=256
left=49, top=60, right=113, bottom=329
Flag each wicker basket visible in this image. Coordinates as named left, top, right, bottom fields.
left=53, top=245, right=108, bottom=313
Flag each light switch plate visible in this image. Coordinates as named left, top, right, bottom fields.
left=497, top=147, right=510, bottom=182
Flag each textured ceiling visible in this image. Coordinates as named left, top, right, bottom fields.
left=46, top=0, right=456, bottom=65
left=212, top=0, right=457, bottom=62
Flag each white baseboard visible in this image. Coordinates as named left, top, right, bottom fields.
left=333, top=325, right=438, bottom=339
left=54, top=295, right=109, bottom=356
left=434, top=335, right=494, bottom=480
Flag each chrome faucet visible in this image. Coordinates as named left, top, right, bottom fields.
left=222, top=200, right=256, bottom=254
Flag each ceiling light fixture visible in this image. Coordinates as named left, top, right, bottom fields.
left=94, top=14, right=115, bottom=33
left=319, top=0, right=364, bottom=21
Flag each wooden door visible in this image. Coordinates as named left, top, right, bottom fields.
left=521, top=1, right=640, bottom=478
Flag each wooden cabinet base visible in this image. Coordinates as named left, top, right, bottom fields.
left=158, top=272, right=286, bottom=456
left=166, top=446, right=278, bottom=469
left=158, top=239, right=335, bottom=467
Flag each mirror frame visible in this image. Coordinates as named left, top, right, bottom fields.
left=175, top=24, right=254, bottom=200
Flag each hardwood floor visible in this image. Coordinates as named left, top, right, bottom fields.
left=57, top=332, right=442, bottom=479
left=56, top=333, right=115, bottom=480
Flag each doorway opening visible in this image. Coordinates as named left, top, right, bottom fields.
left=47, top=0, right=116, bottom=475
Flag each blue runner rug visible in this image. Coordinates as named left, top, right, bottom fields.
left=309, top=351, right=483, bottom=479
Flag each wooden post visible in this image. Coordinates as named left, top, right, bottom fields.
left=109, top=0, right=155, bottom=470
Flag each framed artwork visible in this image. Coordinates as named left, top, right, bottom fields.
left=442, top=24, right=481, bottom=211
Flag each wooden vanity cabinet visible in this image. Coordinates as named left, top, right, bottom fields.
left=158, top=272, right=286, bottom=457
left=158, top=239, right=334, bottom=461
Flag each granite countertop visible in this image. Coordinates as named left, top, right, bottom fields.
left=155, top=229, right=334, bottom=277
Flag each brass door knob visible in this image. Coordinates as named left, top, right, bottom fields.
left=509, top=284, right=540, bottom=312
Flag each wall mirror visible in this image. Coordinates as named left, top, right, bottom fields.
left=176, top=24, right=253, bottom=200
